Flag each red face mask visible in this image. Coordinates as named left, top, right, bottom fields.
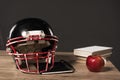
left=6, top=18, right=58, bottom=74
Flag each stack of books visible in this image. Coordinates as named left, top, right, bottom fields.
left=74, top=46, right=112, bottom=61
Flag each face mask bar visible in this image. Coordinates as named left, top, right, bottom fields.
left=6, top=35, right=58, bottom=74
left=14, top=51, right=55, bottom=74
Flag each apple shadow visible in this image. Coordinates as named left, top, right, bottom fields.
left=101, top=67, right=113, bottom=72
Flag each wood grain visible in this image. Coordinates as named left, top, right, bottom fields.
left=0, top=51, right=120, bottom=80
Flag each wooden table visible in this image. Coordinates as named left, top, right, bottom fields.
left=0, top=50, right=120, bottom=80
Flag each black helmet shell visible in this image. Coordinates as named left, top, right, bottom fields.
left=9, top=18, right=54, bottom=39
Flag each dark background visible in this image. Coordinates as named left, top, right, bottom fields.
left=0, top=0, right=120, bottom=71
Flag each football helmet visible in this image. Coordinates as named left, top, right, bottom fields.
left=6, top=18, right=58, bottom=74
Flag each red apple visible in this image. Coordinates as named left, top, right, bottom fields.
left=86, top=55, right=105, bottom=72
